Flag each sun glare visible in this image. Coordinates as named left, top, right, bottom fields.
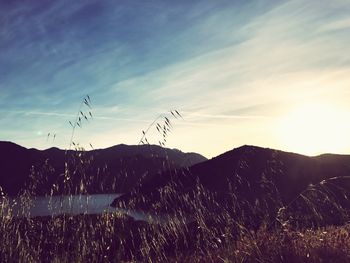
left=278, top=103, right=350, bottom=156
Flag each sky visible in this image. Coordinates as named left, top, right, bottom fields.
left=1, top=0, right=350, bottom=158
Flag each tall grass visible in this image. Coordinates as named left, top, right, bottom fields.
left=1, top=97, right=350, bottom=262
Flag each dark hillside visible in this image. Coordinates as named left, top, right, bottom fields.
left=0, top=141, right=206, bottom=196
left=113, top=145, right=350, bottom=225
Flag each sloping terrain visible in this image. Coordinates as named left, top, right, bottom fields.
left=112, top=145, right=350, bottom=225
left=0, top=141, right=206, bottom=196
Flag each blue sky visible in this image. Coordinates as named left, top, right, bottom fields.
left=1, top=0, right=350, bottom=157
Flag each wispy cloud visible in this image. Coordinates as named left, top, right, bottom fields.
left=320, top=17, right=350, bottom=32
left=183, top=112, right=270, bottom=120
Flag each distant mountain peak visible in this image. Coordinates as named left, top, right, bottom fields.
left=0, top=141, right=207, bottom=196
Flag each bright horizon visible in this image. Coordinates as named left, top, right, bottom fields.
left=1, top=0, right=350, bottom=158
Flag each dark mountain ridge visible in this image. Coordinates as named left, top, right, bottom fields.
left=112, top=145, right=350, bottom=225
left=117, top=144, right=350, bottom=197
left=0, top=141, right=207, bottom=196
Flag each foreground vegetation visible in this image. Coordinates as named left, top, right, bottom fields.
left=2, top=185, right=350, bottom=263
left=1, top=203, right=350, bottom=262
left=2, top=169, right=350, bottom=262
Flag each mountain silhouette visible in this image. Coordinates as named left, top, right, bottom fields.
left=0, top=141, right=206, bottom=196
left=112, top=145, right=350, bottom=225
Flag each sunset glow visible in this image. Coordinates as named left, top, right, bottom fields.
left=278, top=102, right=350, bottom=156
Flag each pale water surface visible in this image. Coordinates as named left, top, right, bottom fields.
left=0, top=194, right=164, bottom=222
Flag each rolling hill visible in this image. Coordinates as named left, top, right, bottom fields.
left=0, top=141, right=206, bottom=196
left=112, top=145, right=350, bottom=225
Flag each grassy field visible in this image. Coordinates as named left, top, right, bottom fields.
left=2, top=146, right=350, bottom=263
left=1, top=199, right=350, bottom=262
